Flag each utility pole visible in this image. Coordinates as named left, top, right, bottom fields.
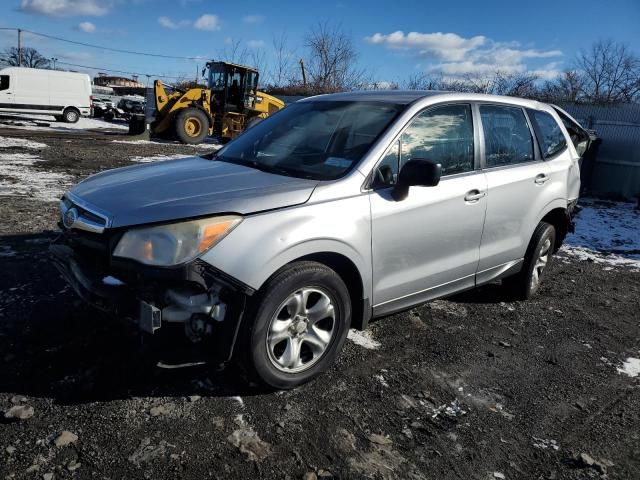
left=17, top=29, right=22, bottom=67
left=299, top=58, right=307, bottom=89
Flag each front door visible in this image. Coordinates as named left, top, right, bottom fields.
left=369, top=104, right=487, bottom=315
left=0, top=74, right=14, bottom=111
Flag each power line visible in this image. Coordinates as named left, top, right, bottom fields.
left=0, top=27, right=210, bottom=62
left=55, top=60, right=189, bottom=80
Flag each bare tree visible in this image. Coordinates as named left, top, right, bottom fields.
left=0, top=47, right=50, bottom=68
left=575, top=39, right=640, bottom=103
left=538, top=70, right=584, bottom=103
left=270, top=33, right=298, bottom=88
left=219, top=39, right=249, bottom=65
left=249, top=47, right=268, bottom=81
left=404, top=72, right=443, bottom=90
left=304, top=22, right=366, bottom=93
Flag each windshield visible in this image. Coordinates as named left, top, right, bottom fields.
left=213, top=101, right=404, bottom=180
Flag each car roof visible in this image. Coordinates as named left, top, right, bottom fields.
left=302, top=90, right=550, bottom=110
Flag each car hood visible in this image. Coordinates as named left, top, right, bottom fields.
left=69, top=156, right=318, bottom=228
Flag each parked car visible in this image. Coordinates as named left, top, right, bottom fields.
left=51, top=91, right=592, bottom=389
left=91, top=97, right=115, bottom=118
left=0, top=67, right=91, bottom=123
left=117, top=98, right=145, bottom=114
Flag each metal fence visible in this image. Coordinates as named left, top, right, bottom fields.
left=559, top=103, right=640, bottom=199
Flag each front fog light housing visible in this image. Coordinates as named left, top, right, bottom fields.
left=113, top=215, right=242, bottom=266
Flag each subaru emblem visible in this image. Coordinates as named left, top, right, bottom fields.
left=63, top=207, right=78, bottom=229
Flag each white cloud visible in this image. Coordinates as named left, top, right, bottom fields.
left=247, top=40, right=265, bottom=49
left=243, top=14, right=264, bottom=24
left=367, top=31, right=486, bottom=61
left=158, top=16, right=190, bottom=29
left=367, top=30, right=562, bottom=79
left=77, top=21, right=96, bottom=33
left=20, top=0, right=111, bottom=16
left=194, top=14, right=220, bottom=31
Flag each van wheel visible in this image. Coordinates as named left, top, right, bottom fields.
left=503, top=222, right=556, bottom=300
left=62, top=108, right=80, bottom=123
left=242, top=261, right=351, bottom=389
left=175, top=108, right=208, bottom=144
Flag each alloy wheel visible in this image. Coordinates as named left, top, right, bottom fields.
left=266, top=287, right=336, bottom=373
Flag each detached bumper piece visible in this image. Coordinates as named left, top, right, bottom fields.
left=49, top=238, right=248, bottom=362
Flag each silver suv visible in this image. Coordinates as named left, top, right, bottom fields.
left=51, top=91, right=591, bottom=388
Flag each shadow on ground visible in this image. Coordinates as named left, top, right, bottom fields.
left=0, top=232, right=258, bottom=405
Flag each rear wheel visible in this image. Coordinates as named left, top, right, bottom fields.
left=62, top=108, right=80, bottom=123
left=242, top=261, right=351, bottom=389
left=503, top=222, right=556, bottom=300
left=175, top=108, right=209, bottom=144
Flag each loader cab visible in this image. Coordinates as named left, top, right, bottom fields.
left=206, top=61, right=259, bottom=113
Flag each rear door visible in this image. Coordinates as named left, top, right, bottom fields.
left=0, top=74, right=13, bottom=111
left=476, top=103, right=551, bottom=279
left=369, top=103, right=487, bottom=314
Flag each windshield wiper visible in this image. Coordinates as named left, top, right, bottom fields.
left=215, top=156, right=294, bottom=177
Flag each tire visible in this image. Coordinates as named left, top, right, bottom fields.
left=503, top=222, right=556, bottom=300
left=103, top=110, right=115, bottom=121
left=62, top=108, right=80, bottom=123
left=175, top=108, right=209, bottom=145
left=241, top=261, right=352, bottom=389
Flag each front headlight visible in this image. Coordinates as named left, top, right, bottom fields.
left=113, top=215, right=242, bottom=266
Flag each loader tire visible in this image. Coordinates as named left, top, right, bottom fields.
left=176, top=108, right=208, bottom=145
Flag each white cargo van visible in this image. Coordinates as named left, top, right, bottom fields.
left=0, top=67, right=91, bottom=123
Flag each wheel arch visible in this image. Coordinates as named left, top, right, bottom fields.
left=537, top=201, right=570, bottom=252
left=256, top=249, right=370, bottom=331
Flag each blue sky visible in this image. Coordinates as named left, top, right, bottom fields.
left=1, top=0, right=638, bottom=86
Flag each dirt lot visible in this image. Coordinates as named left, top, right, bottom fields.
left=0, top=125, right=639, bottom=480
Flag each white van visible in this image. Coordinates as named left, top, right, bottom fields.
left=0, top=67, right=91, bottom=123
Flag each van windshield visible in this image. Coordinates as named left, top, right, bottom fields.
left=211, top=101, right=404, bottom=180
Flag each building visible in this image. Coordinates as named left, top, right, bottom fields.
left=93, top=74, right=146, bottom=96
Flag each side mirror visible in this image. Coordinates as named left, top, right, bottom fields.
left=576, top=140, right=589, bottom=157
left=392, top=159, right=441, bottom=201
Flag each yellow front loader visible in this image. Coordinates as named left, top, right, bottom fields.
left=151, top=61, right=284, bottom=144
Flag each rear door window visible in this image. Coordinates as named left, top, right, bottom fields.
left=480, top=105, right=534, bottom=167
left=0, top=75, right=9, bottom=91
left=528, top=109, right=567, bottom=158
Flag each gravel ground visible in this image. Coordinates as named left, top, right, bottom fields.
left=1, top=127, right=639, bottom=480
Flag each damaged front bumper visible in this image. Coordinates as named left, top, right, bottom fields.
left=49, top=235, right=252, bottom=362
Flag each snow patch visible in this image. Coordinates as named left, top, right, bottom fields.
left=559, top=245, right=640, bottom=271
left=561, top=199, right=640, bottom=271
left=0, top=113, right=128, bottom=131
left=0, top=136, right=48, bottom=149
left=568, top=200, right=640, bottom=258
left=0, top=153, right=71, bottom=202
left=113, top=139, right=223, bottom=150
left=129, top=154, right=193, bottom=163
left=347, top=329, right=381, bottom=350
left=617, top=357, right=640, bottom=378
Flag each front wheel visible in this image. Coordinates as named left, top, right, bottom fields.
left=175, top=108, right=209, bottom=144
left=242, top=261, right=352, bottom=389
left=503, top=222, right=556, bottom=300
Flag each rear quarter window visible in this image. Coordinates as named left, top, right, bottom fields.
left=0, top=75, right=9, bottom=91
left=528, top=109, right=567, bottom=159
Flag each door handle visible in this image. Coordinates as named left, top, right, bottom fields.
left=464, top=189, right=486, bottom=202
left=535, top=174, right=549, bottom=185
